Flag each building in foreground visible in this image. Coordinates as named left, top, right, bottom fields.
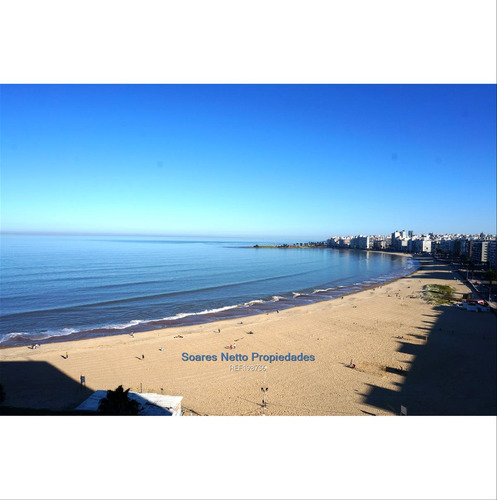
left=76, top=391, right=183, bottom=416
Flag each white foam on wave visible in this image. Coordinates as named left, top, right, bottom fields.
left=0, top=301, right=264, bottom=345
left=6, top=261, right=422, bottom=345
left=160, top=304, right=240, bottom=322
left=105, top=319, right=147, bottom=330
left=244, top=299, right=266, bottom=306
left=0, top=327, right=79, bottom=344
left=0, top=332, right=29, bottom=343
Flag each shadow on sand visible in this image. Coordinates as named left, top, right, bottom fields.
left=0, top=361, right=93, bottom=414
left=0, top=361, right=177, bottom=415
left=361, top=257, right=497, bottom=415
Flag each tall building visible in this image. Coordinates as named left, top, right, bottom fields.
left=398, top=238, right=409, bottom=252
left=408, top=230, right=413, bottom=238
left=411, top=239, right=432, bottom=253
left=488, top=240, right=497, bottom=269
left=373, top=239, right=388, bottom=250
left=356, top=235, right=371, bottom=250
left=459, top=238, right=471, bottom=257
left=441, top=239, right=456, bottom=254
left=471, top=241, right=489, bottom=263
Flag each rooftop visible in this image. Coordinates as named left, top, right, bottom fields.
left=75, top=391, right=183, bottom=416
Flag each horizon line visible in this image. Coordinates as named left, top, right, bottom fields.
left=1, top=230, right=495, bottom=240
left=0, top=230, right=313, bottom=240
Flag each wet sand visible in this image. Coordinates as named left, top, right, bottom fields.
left=1, top=256, right=495, bottom=415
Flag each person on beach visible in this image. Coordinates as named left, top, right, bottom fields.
left=233, top=343, right=236, bottom=349
left=66, top=352, right=69, bottom=359
left=142, top=354, right=145, bottom=360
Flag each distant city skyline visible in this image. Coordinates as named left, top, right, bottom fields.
left=1, top=84, right=496, bottom=240
left=1, top=228, right=496, bottom=239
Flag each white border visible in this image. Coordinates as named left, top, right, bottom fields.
left=0, top=1, right=496, bottom=499
left=1, top=417, right=496, bottom=499
left=0, top=0, right=495, bottom=83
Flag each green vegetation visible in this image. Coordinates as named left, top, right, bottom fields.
left=423, top=284, right=456, bottom=305
left=98, top=385, right=140, bottom=415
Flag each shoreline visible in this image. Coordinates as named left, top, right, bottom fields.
left=2, top=255, right=495, bottom=415
left=0, top=252, right=419, bottom=348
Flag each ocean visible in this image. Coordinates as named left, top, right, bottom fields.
left=0, top=235, right=418, bottom=346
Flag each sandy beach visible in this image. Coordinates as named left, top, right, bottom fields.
left=1, top=256, right=495, bottom=415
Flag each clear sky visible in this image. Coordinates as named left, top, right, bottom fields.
left=1, top=84, right=495, bottom=240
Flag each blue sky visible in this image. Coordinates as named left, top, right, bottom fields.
left=1, top=84, right=495, bottom=240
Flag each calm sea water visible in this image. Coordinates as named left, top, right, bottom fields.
left=0, top=235, right=418, bottom=346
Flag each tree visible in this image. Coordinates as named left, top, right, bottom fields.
left=461, top=255, right=470, bottom=279
left=98, top=385, right=140, bottom=415
left=484, top=269, right=497, bottom=301
left=468, top=260, right=475, bottom=280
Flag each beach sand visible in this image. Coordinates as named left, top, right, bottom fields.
left=1, top=256, right=495, bottom=415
